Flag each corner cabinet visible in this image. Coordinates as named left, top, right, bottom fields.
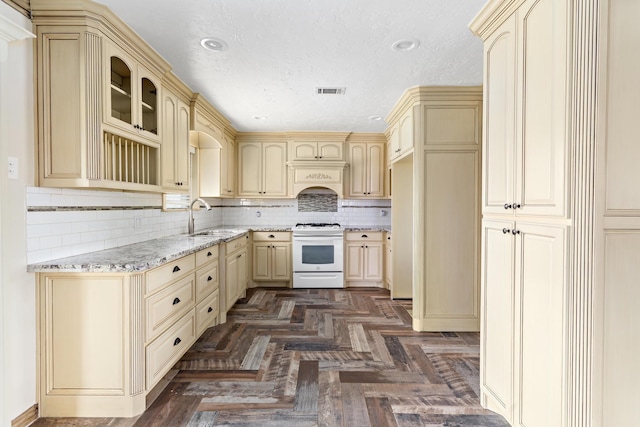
left=36, top=246, right=220, bottom=418
left=32, top=0, right=172, bottom=192
left=346, top=135, right=386, bottom=198
left=237, top=140, right=287, bottom=197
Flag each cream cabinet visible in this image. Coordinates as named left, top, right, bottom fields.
left=36, top=244, right=222, bottom=418
left=161, top=86, right=190, bottom=191
left=384, top=232, right=392, bottom=290
left=237, top=141, right=287, bottom=197
left=252, top=232, right=291, bottom=283
left=387, top=108, right=414, bottom=163
left=104, top=41, right=161, bottom=143
left=481, top=1, right=567, bottom=218
left=32, top=0, right=171, bottom=192
left=289, top=140, right=344, bottom=161
left=190, top=94, right=236, bottom=198
left=224, top=235, right=249, bottom=311
left=386, top=87, right=482, bottom=329
left=345, top=232, right=384, bottom=286
left=346, top=137, right=385, bottom=199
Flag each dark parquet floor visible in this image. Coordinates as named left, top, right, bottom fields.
left=33, top=287, right=509, bottom=427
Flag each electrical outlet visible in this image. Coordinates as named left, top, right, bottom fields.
left=134, top=217, right=142, bottom=228
left=8, top=157, right=18, bottom=180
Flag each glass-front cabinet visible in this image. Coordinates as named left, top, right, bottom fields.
left=105, top=42, right=161, bottom=143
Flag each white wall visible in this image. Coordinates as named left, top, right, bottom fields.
left=0, top=3, right=36, bottom=424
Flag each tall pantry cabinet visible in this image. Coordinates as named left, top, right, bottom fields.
left=471, top=0, right=638, bottom=425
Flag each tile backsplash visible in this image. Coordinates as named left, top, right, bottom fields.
left=25, top=187, right=391, bottom=264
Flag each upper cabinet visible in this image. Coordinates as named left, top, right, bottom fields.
left=104, top=42, right=161, bottom=143
left=346, top=135, right=386, bottom=199
left=387, top=108, right=415, bottom=163
left=161, top=74, right=191, bottom=191
left=481, top=0, right=568, bottom=217
left=237, top=139, right=288, bottom=198
left=190, top=94, right=236, bottom=198
left=289, top=141, right=343, bottom=161
left=32, top=0, right=172, bottom=192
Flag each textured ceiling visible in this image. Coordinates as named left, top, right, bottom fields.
left=97, top=0, right=486, bottom=132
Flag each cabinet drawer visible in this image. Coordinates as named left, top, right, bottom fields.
left=345, top=231, right=383, bottom=241
left=146, top=254, right=195, bottom=295
left=146, top=309, right=196, bottom=390
left=252, top=231, right=291, bottom=242
left=196, top=263, right=218, bottom=302
left=146, top=274, right=195, bottom=343
left=196, top=246, right=219, bottom=268
left=196, top=289, right=219, bottom=336
left=226, top=236, right=248, bottom=255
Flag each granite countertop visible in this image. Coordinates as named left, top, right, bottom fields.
left=27, top=229, right=249, bottom=273
left=344, top=226, right=391, bottom=232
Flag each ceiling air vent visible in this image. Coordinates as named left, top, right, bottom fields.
left=316, top=87, right=346, bottom=95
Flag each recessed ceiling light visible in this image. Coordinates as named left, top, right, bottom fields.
left=253, top=116, right=267, bottom=120
left=392, top=39, right=420, bottom=52
left=369, top=115, right=383, bottom=121
left=200, top=37, right=228, bottom=52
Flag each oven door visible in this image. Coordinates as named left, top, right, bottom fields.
left=293, top=236, right=343, bottom=272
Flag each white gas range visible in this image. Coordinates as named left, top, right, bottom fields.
left=292, top=223, right=344, bottom=288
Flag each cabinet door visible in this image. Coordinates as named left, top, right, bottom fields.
left=253, top=243, right=271, bottom=281
left=367, top=143, right=385, bottom=197
left=225, top=255, right=238, bottom=309
left=237, top=250, right=248, bottom=296
left=105, top=43, right=135, bottom=134
left=345, top=243, right=364, bottom=280
left=398, top=108, right=414, bottom=156
left=220, top=135, right=235, bottom=196
left=262, top=142, right=287, bottom=196
left=480, top=219, right=515, bottom=423
left=136, top=66, right=160, bottom=141
left=290, top=142, right=317, bottom=160
left=348, top=143, right=367, bottom=197
left=175, top=99, right=190, bottom=190
left=237, top=142, right=262, bottom=196
left=515, top=0, right=568, bottom=217
left=161, top=93, right=177, bottom=189
left=317, top=142, right=343, bottom=160
left=482, top=14, right=517, bottom=215
left=514, top=222, right=565, bottom=427
left=271, top=244, right=291, bottom=281
left=388, top=124, right=400, bottom=162
left=363, top=243, right=383, bottom=281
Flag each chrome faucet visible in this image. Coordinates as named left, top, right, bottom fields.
left=188, top=198, right=212, bottom=235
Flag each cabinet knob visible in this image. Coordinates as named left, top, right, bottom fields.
left=207, top=276, right=213, bottom=281
left=502, top=228, right=510, bottom=234
left=172, top=266, right=181, bottom=273
left=512, top=203, right=521, bottom=210
left=207, top=307, right=213, bottom=313
left=511, top=229, right=521, bottom=235
left=173, top=337, right=182, bottom=346
left=504, top=203, right=512, bottom=210
left=172, top=297, right=181, bottom=305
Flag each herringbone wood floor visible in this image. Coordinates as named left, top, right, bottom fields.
left=34, top=288, right=509, bottom=427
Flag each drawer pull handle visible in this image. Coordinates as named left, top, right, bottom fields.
left=172, top=297, right=181, bottom=305
left=361, top=234, right=368, bottom=238
left=207, top=307, right=213, bottom=313
left=173, top=337, right=181, bottom=346
left=268, top=234, right=275, bottom=238
left=172, top=266, right=180, bottom=273
left=207, top=276, right=213, bottom=281
left=207, top=251, right=212, bottom=257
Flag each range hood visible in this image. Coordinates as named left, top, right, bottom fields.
left=287, top=160, right=348, bottom=198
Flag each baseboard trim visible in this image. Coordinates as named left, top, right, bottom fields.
left=11, top=404, right=38, bottom=427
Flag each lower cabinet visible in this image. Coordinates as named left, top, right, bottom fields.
left=252, top=231, right=291, bottom=283
left=481, top=220, right=566, bottom=425
left=224, top=235, right=249, bottom=312
left=345, top=231, right=384, bottom=286
left=384, top=232, right=392, bottom=289
left=36, top=245, right=220, bottom=418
